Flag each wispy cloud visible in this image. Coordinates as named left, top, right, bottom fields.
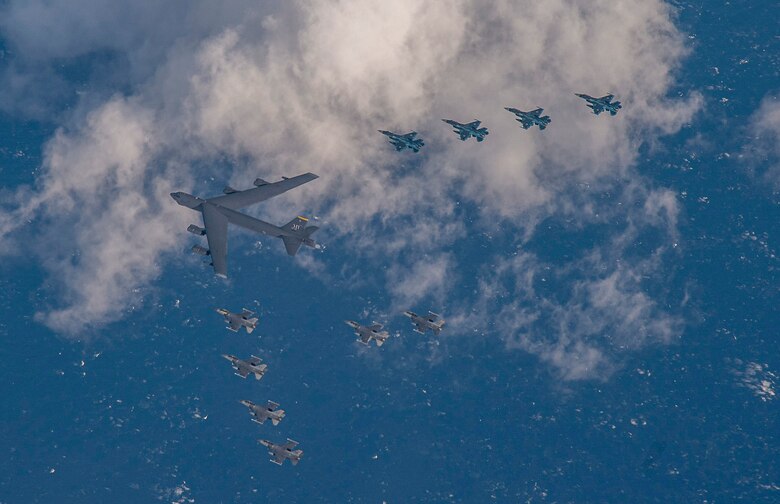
left=1, top=0, right=698, bottom=375
left=746, top=95, right=780, bottom=188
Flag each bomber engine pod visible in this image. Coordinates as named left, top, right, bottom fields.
left=223, top=186, right=238, bottom=194
left=187, top=224, right=206, bottom=236
left=191, top=245, right=210, bottom=256
left=253, top=178, right=270, bottom=187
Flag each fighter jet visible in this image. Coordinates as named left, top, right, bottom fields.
left=345, top=320, right=390, bottom=347
left=216, top=307, right=258, bottom=333
left=240, top=399, right=285, bottom=426
left=403, top=310, right=446, bottom=336
left=259, top=438, right=303, bottom=466
left=171, top=173, right=319, bottom=277
left=442, top=119, right=489, bottom=142
left=222, top=354, right=267, bottom=380
left=378, top=130, right=424, bottom=152
left=575, top=93, right=622, bottom=116
left=504, top=107, right=551, bottom=130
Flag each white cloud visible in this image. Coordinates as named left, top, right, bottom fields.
left=747, top=95, right=780, bottom=187
left=0, top=0, right=698, bottom=369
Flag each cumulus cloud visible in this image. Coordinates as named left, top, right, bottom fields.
left=0, top=0, right=698, bottom=376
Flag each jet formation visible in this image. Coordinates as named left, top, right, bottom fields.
left=222, top=354, right=267, bottom=380
left=216, top=308, right=259, bottom=333
left=259, top=439, right=304, bottom=466
left=403, top=310, right=446, bottom=336
left=240, top=399, right=286, bottom=426
left=171, top=172, right=319, bottom=277
left=378, top=130, right=424, bottom=152
left=576, top=93, right=622, bottom=116
left=177, top=88, right=621, bottom=468
left=345, top=320, right=390, bottom=347
left=504, top=107, right=551, bottom=130
left=442, top=119, right=489, bottom=142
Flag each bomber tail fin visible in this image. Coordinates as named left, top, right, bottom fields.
left=281, top=216, right=318, bottom=256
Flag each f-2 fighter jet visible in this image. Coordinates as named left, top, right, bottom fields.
left=442, top=119, right=489, bottom=142
left=378, top=130, right=424, bottom=152
left=240, top=399, right=286, bottom=426
left=216, top=308, right=258, bottom=333
left=404, top=310, right=446, bottom=336
left=171, top=172, right=319, bottom=278
left=345, top=320, right=390, bottom=347
left=259, top=438, right=303, bottom=466
left=504, top=107, right=551, bottom=130
left=222, top=354, right=267, bottom=380
left=575, top=93, right=622, bottom=116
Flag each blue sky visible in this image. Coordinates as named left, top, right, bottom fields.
left=0, top=1, right=778, bottom=502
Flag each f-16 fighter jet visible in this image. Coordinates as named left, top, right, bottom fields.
left=171, top=172, right=319, bottom=278
left=345, top=320, right=390, bottom=347
left=403, top=310, right=446, bottom=336
left=222, top=354, right=267, bottom=380
left=216, top=307, right=258, bottom=333
left=442, top=119, right=489, bottom=142
left=504, top=107, right=551, bottom=130
left=259, top=438, right=303, bottom=466
left=575, top=93, right=622, bottom=116
left=240, top=400, right=285, bottom=426
left=378, top=130, right=424, bottom=152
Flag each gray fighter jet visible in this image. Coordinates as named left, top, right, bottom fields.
left=222, top=354, right=267, bottom=380
left=403, top=310, right=446, bottom=336
left=378, top=130, right=425, bottom=152
left=240, top=399, right=285, bottom=426
left=504, top=107, right=551, bottom=130
left=442, top=119, right=489, bottom=142
left=171, top=173, right=319, bottom=278
left=216, top=307, right=259, bottom=333
left=259, top=438, right=303, bottom=466
left=575, top=93, right=622, bottom=116
left=345, top=320, right=390, bottom=347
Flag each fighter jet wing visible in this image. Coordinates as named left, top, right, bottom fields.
left=459, top=131, right=469, bottom=141
left=518, top=118, right=533, bottom=129
left=247, top=356, right=262, bottom=365
left=207, top=173, right=318, bottom=210
left=227, top=319, right=241, bottom=332
left=369, top=323, right=383, bottom=331
left=252, top=411, right=269, bottom=424
left=282, top=439, right=299, bottom=449
left=466, top=120, right=481, bottom=128
left=202, top=204, right=229, bottom=277
left=271, top=454, right=285, bottom=465
left=414, top=323, right=427, bottom=333
left=235, top=366, right=250, bottom=378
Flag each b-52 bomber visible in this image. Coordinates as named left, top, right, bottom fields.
left=222, top=354, right=267, bottom=379
left=345, top=320, right=390, bottom=347
left=442, top=119, right=489, bottom=142
left=403, top=310, right=446, bottom=336
left=504, top=107, right=551, bottom=130
left=259, top=438, right=303, bottom=466
left=216, top=307, right=258, bottom=333
left=240, top=399, right=285, bottom=426
left=379, top=130, right=424, bottom=152
left=171, top=172, right=319, bottom=277
left=575, top=93, right=622, bottom=116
